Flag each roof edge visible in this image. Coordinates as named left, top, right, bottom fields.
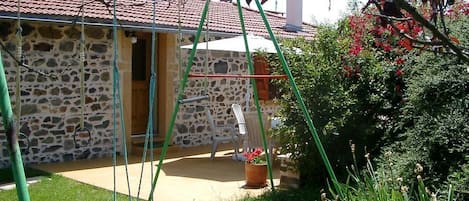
left=0, top=12, right=241, bottom=37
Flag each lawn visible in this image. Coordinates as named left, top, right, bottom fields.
left=0, top=167, right=132, bottom=201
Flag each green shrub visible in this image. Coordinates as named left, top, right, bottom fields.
left=447, top=156, right=469, bottom=196
left=270, top=12, right=468, bottom=199
left=325, top=152, right=460, bottom=201
left=270, top=24, right=393, bottom=185
left=376, top=52, right=469, bottom=198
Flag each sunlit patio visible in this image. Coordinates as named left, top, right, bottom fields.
left=33, top=144, right=280, bottom=201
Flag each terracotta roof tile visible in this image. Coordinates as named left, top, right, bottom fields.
left=0, top=0, right=316, bottom=39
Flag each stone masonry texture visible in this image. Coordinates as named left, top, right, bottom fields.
left=174, top=35, right=277, bottom=147
left=0, top=21, right=278, bottom=167
left=0, top=21, right=117, bottom=167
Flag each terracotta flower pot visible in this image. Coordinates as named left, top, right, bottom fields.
left=244, top=162, right=267, bottom=188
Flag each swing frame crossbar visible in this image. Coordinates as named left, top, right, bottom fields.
left=188, top=73, right=287, bottom=79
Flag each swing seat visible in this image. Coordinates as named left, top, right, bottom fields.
left=206, top=107, right=240, bottom=160
left=73, top=125, right=92, bottom=148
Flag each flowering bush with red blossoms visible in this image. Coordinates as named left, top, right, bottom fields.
left=341, top=1, right=469, bottom=109
left=269, top=0, right=468, bottom=196
left=243, top=148, right=265, bottom=165
left=349, top=0, right=469, bottom=63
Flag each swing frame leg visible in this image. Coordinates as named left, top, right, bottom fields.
left=0, top=51, right=31, bottom=201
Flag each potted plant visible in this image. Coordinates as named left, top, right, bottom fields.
left=243, top=148, right=267, bottom=188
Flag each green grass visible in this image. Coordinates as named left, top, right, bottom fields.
left=0, top=167, right=133, bottom=201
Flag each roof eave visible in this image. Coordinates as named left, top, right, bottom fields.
left=0, top=12, right=243, bottom=37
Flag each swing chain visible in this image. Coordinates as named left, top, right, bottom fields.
left=15, top=0, right=22, bottom=144
left=79, top=0, right=86, bottom=130
left=72, top=0, right=92, bottom=150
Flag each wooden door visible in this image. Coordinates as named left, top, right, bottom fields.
left=131, top=34, right=150, bottom=135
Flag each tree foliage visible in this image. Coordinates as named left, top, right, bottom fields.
left=270, top=1, right=468, bottom=198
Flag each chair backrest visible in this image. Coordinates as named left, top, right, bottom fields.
left=231, top=104, right=247, bottom=135
left=243, top=112, right=271, bottom=150
left=205, top=107, right=216, bottom=135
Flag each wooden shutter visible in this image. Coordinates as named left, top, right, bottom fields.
left=254, top=55, right=270, bottom=100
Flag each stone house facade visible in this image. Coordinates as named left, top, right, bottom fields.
left=0, top=20, right=278, bottom=167
left=0, top=0, right=315, bottom=167
left=177, top=46, right=278, bottom=147
left=0, top=22, right=117, bottom=167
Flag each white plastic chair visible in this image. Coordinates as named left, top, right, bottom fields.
left=206, top=107, right=240, bottom=160
left=231, top=104, right=273, bottom=162
left=231, top=104, right=247, bottom=135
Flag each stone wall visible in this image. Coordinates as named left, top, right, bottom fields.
left=0, top=21, right=117, bottom=167
left=0, top=20, right=279, bottom=167
left=173, top=35, right=278, bottom=147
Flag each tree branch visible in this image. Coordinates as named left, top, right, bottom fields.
left=412, top=44, right=469, bottom=57
left=394, top=0, right=469, bottom=63
left=364, top=12, right=412, bottom=21
left=386, top=21, right=444, bottom=46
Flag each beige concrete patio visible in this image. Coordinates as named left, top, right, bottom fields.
left=33, top=144, right=280, bottom=201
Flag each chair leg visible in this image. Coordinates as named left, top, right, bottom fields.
left=210, top=140, right=219, bottom=160
left=232, top=138, right=239, bottom=160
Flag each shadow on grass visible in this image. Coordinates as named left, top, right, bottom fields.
left=0, top=166, right=52, bottom=184
left=239, top=186, right=321, bottom=201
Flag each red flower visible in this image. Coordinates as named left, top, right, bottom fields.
left=396, top=68, right=403, bottom=77
left=411, top=26, right=423, bottom=37
left=396, top=22, right=409, bottom=33
left=343, top=66, right=353, bottom=77
left=396, top=57, right=405, bottom=65
left=244, top=148, right=265, bottom=164
left=349, top=16, right=356, bottom=27
left=386, top=24, right=397, bottom=35
left=372, top=26, right=385, bottom=37
left=348, top=44, right=363, bottom=56
left=254, top=148, right=262, bottom=155
left=383, top=43, right=392, bottom=52
left=398, top=39, right=413, bottom=51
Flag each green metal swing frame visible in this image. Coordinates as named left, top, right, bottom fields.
left=1, top=1, right=342, bottom=201
left=147, top=0, right=343, bottom=200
